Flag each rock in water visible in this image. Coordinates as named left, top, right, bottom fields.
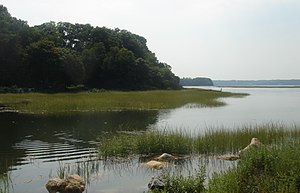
left=239, top=137, right=264, bottom=155
left=217, top=154, right=240, bottom=161
left=155, top=153, right=175, bottom=161
left=46, top=174, right=85, bottom=193
left=65, top=175, right=85, bottom=193
left=45, top=178, right=64, bottom=193
left=142, top=160, right=165, bottom=170
left=148, top=176, right=165, bottom=190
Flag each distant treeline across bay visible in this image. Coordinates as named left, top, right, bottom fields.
left=213, top=79, right=300, bottom=86
left=180, top=78, right=300, bottom=87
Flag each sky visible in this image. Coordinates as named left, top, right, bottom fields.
left=1, top=0, right=300, bottom=80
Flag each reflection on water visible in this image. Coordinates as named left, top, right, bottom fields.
left=1, top=88, right=299, bottom=192
left=0, top=111, right=159, bottom=193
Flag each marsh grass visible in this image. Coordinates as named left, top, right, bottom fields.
left=0, top=173, right=10, bottom=193
left=151, top=143, right=300, bottom=193
left=0, top=89, right=246, bottom=114
left=98, top=130, right=193, bottom=158
left=150, top=166, right=206, bottom=193
left=51, top=159, right=100, bottom=185
left=98, top=123, right=300, bottom=158
left=194, top=123, right=296, bottom=154
left=206, top=142, right=300, bottom=193
left=143, top=124, right=300, bottom=193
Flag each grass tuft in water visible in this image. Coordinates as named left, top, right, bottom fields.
left=150, top=166, right=206, bottom=193
left=98, top=130, right=193, bottom=158
left=0, top=173, right=10, bottom=193
left=50, top=159, right=100, bottom=185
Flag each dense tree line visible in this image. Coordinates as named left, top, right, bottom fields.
left=0, top=5, right=180, bottom=91
left=180, top=77, right=214, bottom=86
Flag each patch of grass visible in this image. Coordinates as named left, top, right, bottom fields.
left=98, top=133, right=137, bottom=158
left=0, top=89, right=246, bottom=114
left=135, top=130, right=193, bottom=155
left=207, top=143, right=300, bottom=193
left=194, top=123, right=294, bottom=154
left=98, top=124, right=300, bottom=158
left=151, top=166, right=206, bottom=193
left=98, top=130, right=193, bottom=158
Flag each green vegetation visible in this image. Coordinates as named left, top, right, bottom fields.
left=0, top=89, right=245, bottom=114
left=98, top=124, right=300, bottom=193
left=207, top=144, right=300, bottom=193
left=149, top=143, right=300, bottom=193
left=0, top=5, right=179, bottom=91
left=98, top=130, right=193, bottom=158
left=51, top=160, right=100, bottom=185
left=151, top=167, right=206, bottom=193
left=180, top=77, right=214, bottom=86
left=98, top=123, right=300, bottom=157
left=0, top=173, right=10, bottom=193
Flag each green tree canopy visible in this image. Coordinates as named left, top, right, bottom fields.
left=0, top=5, right=180, bottom=91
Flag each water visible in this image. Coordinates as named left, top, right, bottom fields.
left=152, top=87, right=300, bottom=133
left=1, top=87, right=299, bottom=193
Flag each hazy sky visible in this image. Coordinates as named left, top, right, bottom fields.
left=1, top=0, right=300, bottom=80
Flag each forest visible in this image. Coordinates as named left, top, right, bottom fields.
left=0, top=5, right=180, bottom=91
left=180, top=77, right=214, bottom=86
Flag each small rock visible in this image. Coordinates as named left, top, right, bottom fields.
left=148, top=176, right=165, bottom=190
left=155, top=153, right=175, bottom=161
left=217, top=154, right=240, bottom=161
left=142, top=160, right=165, bottom=170
left=45, top=174, right=85, bottom=193
left=46, top=178, right=65, bottom=193
left=239, top=137, right=264, bottom=155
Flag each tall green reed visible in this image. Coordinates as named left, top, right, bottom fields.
left=98, top=123, right=300, bottom=158
left=0, top=173, right=10, bottom=193
left=207, top=142, right=300, bottom=193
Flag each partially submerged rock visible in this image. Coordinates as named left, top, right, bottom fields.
left=148, top=176, right=165, bottom=190
left=45, top=178, right=65, bottom=193
left=46, top=174, right=85, bottom=193
left=216, top=154, right=240, bottom=161
left=239, top=137, right=264, bottom=156
left=142, top=160, right=165, bottom=170
left=155, top=153, right=176, bottom=161
left=217, top=138, right=265, bottom=161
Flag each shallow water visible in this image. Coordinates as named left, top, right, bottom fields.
left=1, top=87, right=299, bottom=193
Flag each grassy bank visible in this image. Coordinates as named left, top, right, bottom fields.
left=0, top=89, right=246, bottom=114
left=206, top=144, right=300, bottom=193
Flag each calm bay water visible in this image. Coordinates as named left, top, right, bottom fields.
left=152, top=87, right=300, bottom=133
left=1, top=87, right=299, bottom=193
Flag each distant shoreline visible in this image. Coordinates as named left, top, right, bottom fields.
left=215, top=85, right=300, bottom=88
left=213, top=79, right=300, bottom=87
